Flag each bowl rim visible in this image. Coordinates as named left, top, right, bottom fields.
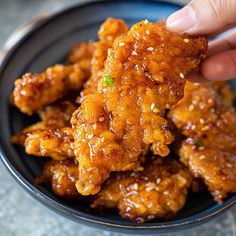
left=0, top=0, right=236, bottom=233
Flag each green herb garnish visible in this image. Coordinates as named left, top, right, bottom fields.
left=194, top=140, right=204, bottom=147
left=104, top=75, right=114, bottom=86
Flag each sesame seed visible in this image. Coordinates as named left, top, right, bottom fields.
left=199, top=146, right=205, bottom=150
left=184, top=38, right=189, bottom=43
left=153, top=108, right=160, bottom=113
left=98, top=116, right=105, bottom=122
left=208, top=98, right=213, bottom=103
left=93, top=124, right=97, bottom=130
left=107, top=35, right=112, bottom=41
left=130, top=172, right=137, bottom=177
left=144, top=19, right=149, bottom=25
left=199, top=155, right=205, bottom=160
left=87, top=134, right=94, bottom=139
left=161, top=43, right=165, bottom=47
left=131, top=51, right=138, bottom=56
left=145, top=182, right=156, bottom=192
left=226, top=163, right=233, bottom=168
left=119, top=42, right=125, bottom=47
left=150, top=103, right=155, bottom=110
left=210, top=108, right=215, bottom=113
left=147, top=47, right=154, bottom=51
left=180, top=73, right=185, bottom=79
left=155, top=186, right=159, bottom=191
left=156, top=178, right=161, bottom=184
left=146, top=30, right=150, bottom=35
left=202, top=126, right=209, bottom=131
left=164, top=191, right=169, bottom=195
left=191, top=125, right=196, bottom=130
left=189, top=104, right=194, bottom=111
left=132, top=183, right=139, bottom=190
left=200, top=118, right=204, bottom=124
left=147, top=215, right=155, bottom=220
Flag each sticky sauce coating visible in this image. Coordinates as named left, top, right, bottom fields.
left=71, top=21, right=207, bottom=195
left=10, top=18, right=211, bottom=223
left=91, top=157, right=193, bottom=223
left=168, top=81, right=236, bottom=202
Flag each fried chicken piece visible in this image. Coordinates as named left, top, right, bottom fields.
left=91, top=157, right=193, bottom=223
left=180, top=141, right=236, bottom=202
left=68, top=42, right=95, bottom=65
left=35, top=159, right=79, bottom=200
left=168, top=81, right=236, bottom=142
left=80, top=18, right=128, bottom=99
left=13, top=62, right=89, bottom=115
left=168, top=81, right=236, bottom=202
left=168, top=81, right=236, bottom=153
left=11, top=100, right=76, bottom=145
left=24, top=127, right=74, bottom=160
left=71, top=21, right=207, bottom=195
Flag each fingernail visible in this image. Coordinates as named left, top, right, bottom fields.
left=166, top=5, right=197, bottom=33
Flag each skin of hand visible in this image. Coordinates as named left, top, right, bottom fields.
left=166, top=0, right=236, bottom=82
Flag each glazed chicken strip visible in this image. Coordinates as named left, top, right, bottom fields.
left=179, top=140, right=236, bottom=203
left=13, top=18, right=128, bottom=160
left=13, top=62, right=90, bottom=115
left=168, top=81, right=236, bottom=202
left=24, top=127, right=74, bottom=160
left=11, top=100, right=76, bottom=145
left=11, top=101, right=76, bottom=160
left=35, top=159, right=79, bottom=200
left=80, top=18, right=128, bottom=99
left=168, top=81, right=235, bottom=140
left=71, top=21, right=207, bottom=195
left=91, top=157, right=193, bottom=223
left=67, top=42, right=95, bottom=65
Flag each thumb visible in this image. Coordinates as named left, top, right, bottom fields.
left=166, top=0, right=236, bottom=35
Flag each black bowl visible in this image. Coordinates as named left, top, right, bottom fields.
left=0, top=0, right=236, bottom=234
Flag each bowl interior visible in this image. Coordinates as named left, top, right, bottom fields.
left=0, top=0, right=236, bottom=233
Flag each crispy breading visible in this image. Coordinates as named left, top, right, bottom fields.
left=80, top=18, right=128, bottom=99
left=168, top=81, right=236, bottom=202
left=179, top=141, right=236, bottom=202
left=13, top=63, right=89, bottom=115
left=91, top=157, right=193, bottom=223
left=71, top=21, right=207, bottom=195
left=168, top=81, right=236, bottom=154
left=168, top=81, right=235, bottom=141
left=25, top=127, right=74, bottom=160
left=68, top=42, right=95, bottom=65
left=35, top=159, right=79, bottom=200
left=11, top=100, right=76, bottom=145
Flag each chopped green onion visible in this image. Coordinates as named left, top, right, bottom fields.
left=194, top=140, right=204, bottom=147
left=104, top=75, right=114, bottom=86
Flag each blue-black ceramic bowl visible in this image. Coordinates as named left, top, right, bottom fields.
left=0, top=0, right=236, bottom=234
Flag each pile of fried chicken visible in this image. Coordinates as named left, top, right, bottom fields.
left=11, top=18, right=236, bottom=223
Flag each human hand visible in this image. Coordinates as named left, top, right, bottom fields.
left=166, top=0, right=236, bottom=82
